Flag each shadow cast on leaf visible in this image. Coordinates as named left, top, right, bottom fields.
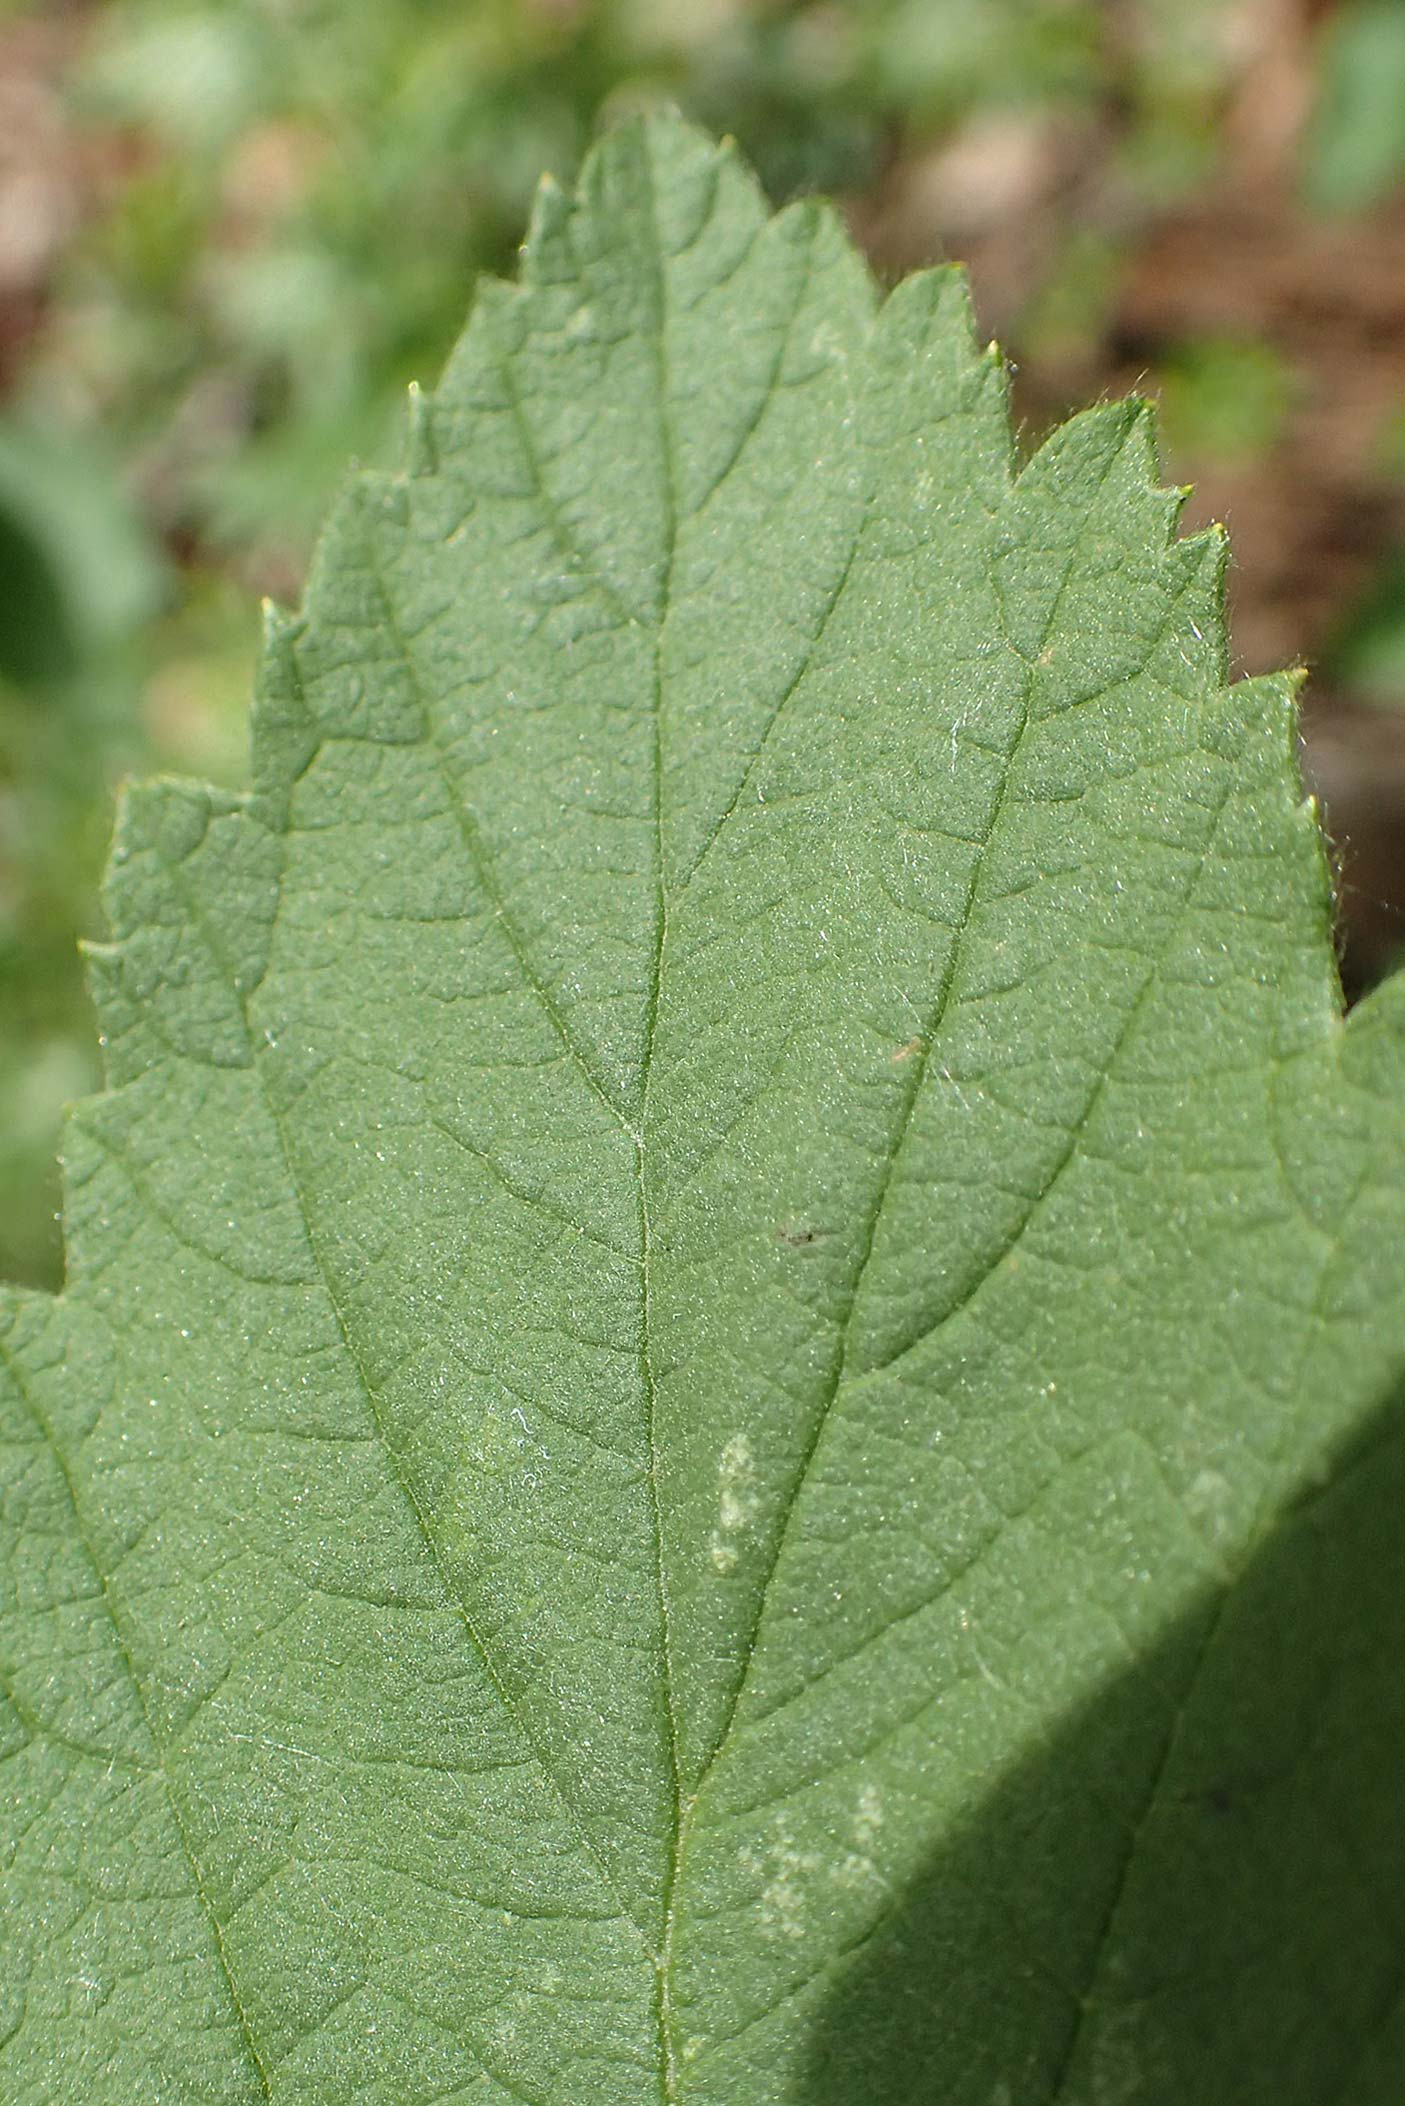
left=803, top=1393, right=1405, bottom=2104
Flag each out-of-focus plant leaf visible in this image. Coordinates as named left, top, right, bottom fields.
left=0, top=424, right=165, bottom=693
left=1157, top=336, right=1297, bottom=472
left=1325, top=550, right=1405, bottom=709
left=1304, top=0, right=1405, bottom=215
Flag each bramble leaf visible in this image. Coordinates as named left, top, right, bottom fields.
left=3, top=117, right=1404, bottom=2104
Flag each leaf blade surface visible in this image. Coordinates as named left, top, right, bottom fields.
left=2, top=115, right=1404, bottom=2104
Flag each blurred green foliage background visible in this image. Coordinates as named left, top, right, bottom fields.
left=4, top=0, right=1405, bottom=1288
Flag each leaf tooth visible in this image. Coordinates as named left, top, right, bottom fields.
left=250, top=595, right=315, bottom=827
left=520, top=167, right=572, bottom=282
left=78, top=938, right=135, bottom=1087
left=402, top=379, right=438, bottom=479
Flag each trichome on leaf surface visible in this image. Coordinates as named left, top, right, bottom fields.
left=2, top=115, right=1404, bottom=2106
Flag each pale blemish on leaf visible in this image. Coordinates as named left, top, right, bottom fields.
left=711, top=1431, right=757, bottom=1574
left=835, top=1782, right=886, bottom=1892
left=741, top=1822, right=823, bottom=1943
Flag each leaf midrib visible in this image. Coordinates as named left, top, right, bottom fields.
left=635, top=137, right=687, bottom=2104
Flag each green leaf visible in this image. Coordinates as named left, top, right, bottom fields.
left=3, top=116, right=1405, bottom=2103
left=1303, top=0, right=1405, bottom=216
